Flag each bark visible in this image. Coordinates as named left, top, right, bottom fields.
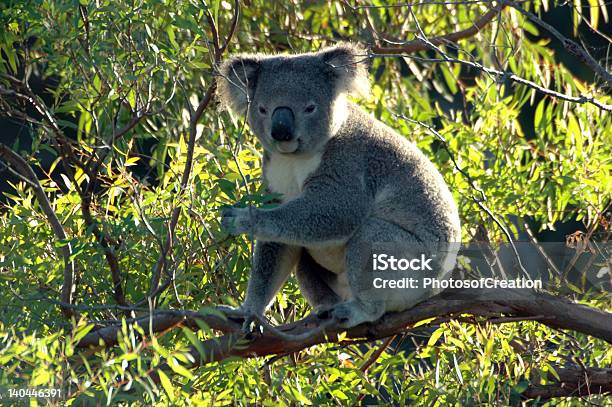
left=78, top=288, right=612, bottom=353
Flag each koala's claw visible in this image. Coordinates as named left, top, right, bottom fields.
left=241, top=315, right=263, bottom=336
left=216, top=306, right=265, bottom=337
left=330, top=303, right=354, bottom=325
left=220, top=206, right=254, bottom=236
left=314, top=304, right=336, bottom=320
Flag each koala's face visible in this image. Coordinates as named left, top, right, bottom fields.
left=218, top=44, right=369, bottom=156
left=248, top=64, right=337, bottom=154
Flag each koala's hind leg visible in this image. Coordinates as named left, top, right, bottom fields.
left=296, top=250, right=342, bottom=314
left=220, top=242, right=300, bottom=322
left=331, top=218, right=427, bottom=328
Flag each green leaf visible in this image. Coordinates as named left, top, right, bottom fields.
left=72, top=323, right=95, bottom=344
left=427, top=327, right=445, bottom=347
left=56, top=119, right=78, bottom=129
left=413, top=317, right=436, bottom=327
left=534, top=99, right=545, bottom=130
left=182, top=328, right=205, bottom=359
left=190, top=61, right=211, bottom=69
left=166, top=26, right=178, bottom=49
left=2, top=45, right=18, bottom=72
left=587, top=0, right=599, bottom=28
left=167, top=357, right=194, bottom=379
left=157, top=370, right=175, bottom=402
left=440, top=64, right=458, bottom=94
left=512, top=380, right=529, bottom=394
left=213, top=0, right=220, bottom=30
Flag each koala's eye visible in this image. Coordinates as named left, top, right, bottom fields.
left=304, top=104, right=317, bottom=114
left=258, top=106, right=267, bottom=115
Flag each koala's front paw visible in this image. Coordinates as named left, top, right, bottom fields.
left=220, top=206, right=255, bottom=236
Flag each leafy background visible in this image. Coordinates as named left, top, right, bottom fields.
left=0, top=0, right=610, bottom=405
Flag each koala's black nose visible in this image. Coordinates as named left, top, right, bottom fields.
left=271, top=107, right=295, bottom=141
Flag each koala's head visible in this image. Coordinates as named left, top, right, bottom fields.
left=217, top=43, right=369, bottom=155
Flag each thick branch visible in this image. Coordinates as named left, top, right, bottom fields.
left=80, top=195, right=127, bottom=306
left=0, top=143, right=76, bottom=317
left=185, top=290, right=612, bottom=367
left=75, top=288, right=611, bottom=400
left=523, top=366, right=612, bottom=400
left=76, top=309, right=240, bottom=347
left=78, top=289, right=612, bottom=353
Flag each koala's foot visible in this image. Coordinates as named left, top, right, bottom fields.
left=316, top=301, right=384, bottom=329
left=216, top=305, right=248, bottom=320
left=313, top=304, right=337, bottom=320
left=217, top=305, right=263, bottom=336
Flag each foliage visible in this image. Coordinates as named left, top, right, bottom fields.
left=0, top=0, right=610, bottom=405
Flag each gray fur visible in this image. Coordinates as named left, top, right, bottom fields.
left=218, top=43, right=461, bottom=328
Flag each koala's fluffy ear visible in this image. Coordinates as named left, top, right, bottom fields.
left=319, top=43, right=370, bottom=98
left=217, top=55, right=260, bottom=115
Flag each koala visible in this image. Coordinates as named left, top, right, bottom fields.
left=217, top=43, right=461, bottom=329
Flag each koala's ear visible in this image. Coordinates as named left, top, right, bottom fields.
left=217, top=55, right=261, bottom=115
left=319, top=43, right=370, bottom=98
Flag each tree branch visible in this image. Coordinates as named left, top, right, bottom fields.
left=77, top=289, right=612, bottom=354
left=76, top=309, right=241, bottom=347
left=372, top=53, right=612, bottom=111
left=80, top=194, right=128, bottom=306
left=69, top=287, right=612, bottom=401
left=147, top=0, right=240, bottom=298
left=360, top=1, right=612, bottom=111
left=0, top=143, right=76, bottom=317
left=119, top=288, right=610, bottom=401
left=1, top=74, right=130, bottom=309
left=147, top=83, right=217, bottom=296
left=502, top=0, right=612, bottom=85
left=368, top=4, right=505, bottom=54
left=523, top=366, right=612, bottom=400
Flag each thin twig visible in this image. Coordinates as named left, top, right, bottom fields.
left=147, top=0, right=240, bottom=299
left=373, top=49, right=612, bottom=111
left=502, top=0, right=612, bottom=85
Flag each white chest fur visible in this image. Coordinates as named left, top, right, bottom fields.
left=264, top=152, right=322, bottom=200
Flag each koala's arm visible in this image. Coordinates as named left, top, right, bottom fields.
left=240, top=242, right=300, bottom=314
left=250, top=181, right=369, bottom=246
